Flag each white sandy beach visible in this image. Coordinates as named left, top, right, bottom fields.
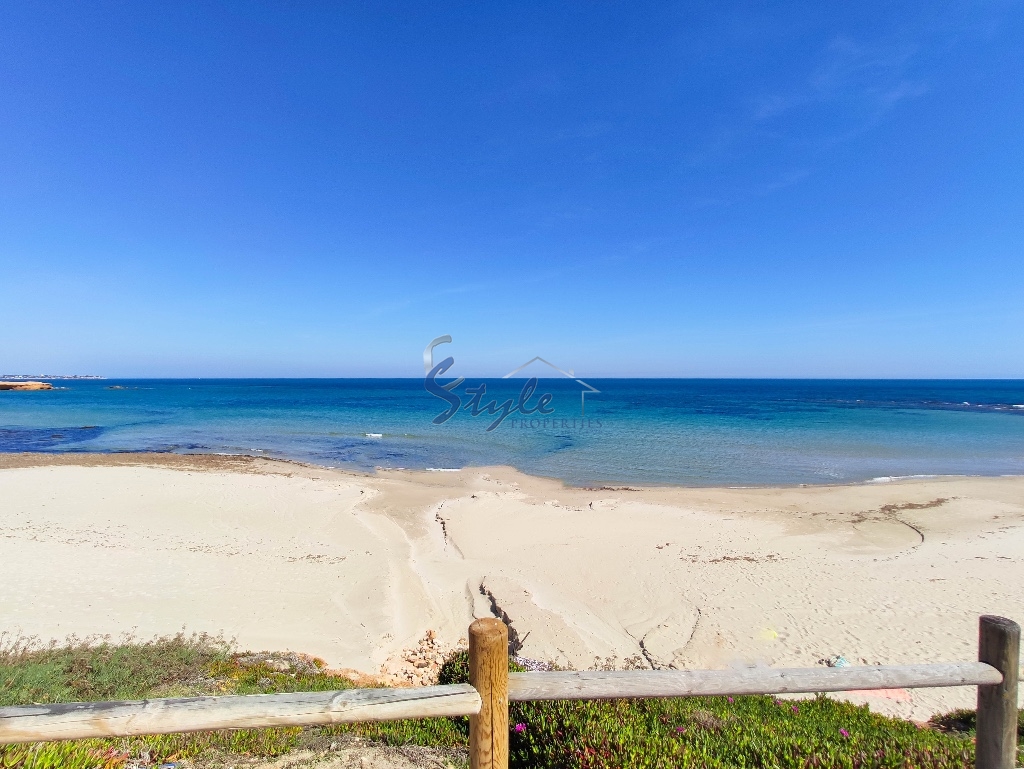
left=1, top=453, right=1022, bottom=721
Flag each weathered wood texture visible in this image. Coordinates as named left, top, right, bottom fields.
left=469, top=618, right=509, bottom=769
left=1, top=613, right=1018, bottom=764
left=508, top=662, right=1002, bottom=702
left=0, top=684, right=481, bottom=745
left=976, top=615, right=1020, bottom=769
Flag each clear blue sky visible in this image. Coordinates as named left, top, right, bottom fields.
left=1, top=2, right=1021, bottom=377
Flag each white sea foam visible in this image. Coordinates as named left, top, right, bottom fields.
left=365, top=433, right=383, bottom=438
left=1013, top=405, right=1024, bottom=409
left=427, top=467, right=462, bottom=472
left=868, top=474, right=940, bottom=484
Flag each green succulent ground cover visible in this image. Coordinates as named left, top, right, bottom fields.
left=0, top=635, right=1018, bottom=768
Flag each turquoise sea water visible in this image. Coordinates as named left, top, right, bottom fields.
left=1, top=379, right=1023, bottom=486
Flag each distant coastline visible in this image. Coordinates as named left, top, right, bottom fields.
left=0, top=374, right=105, bottom=380
left=0, top=374, right=104, bottom=392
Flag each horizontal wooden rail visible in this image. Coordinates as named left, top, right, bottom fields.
left=0, top=684, right=481, bottom=745
left=0, top=662, right=999, bottom=746
left=0, top=616, right=1017, bottom=768
left=508, top=662, right=1002, bottom=702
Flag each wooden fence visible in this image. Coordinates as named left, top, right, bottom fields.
left=0, top=615, right=1018, bottom=769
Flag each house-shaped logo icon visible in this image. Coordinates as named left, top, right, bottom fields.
left=502, top=357, right=599, bottom=416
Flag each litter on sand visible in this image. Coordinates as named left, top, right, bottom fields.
left=821, top=655, right=850, bottom=668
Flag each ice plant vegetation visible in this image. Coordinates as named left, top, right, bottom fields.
left=1, top=637, right=1021, bottom=768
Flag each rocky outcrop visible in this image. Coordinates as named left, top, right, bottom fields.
left=379, top=630, right=459, bottom=686
left=0, top=381, right=53, bottom=391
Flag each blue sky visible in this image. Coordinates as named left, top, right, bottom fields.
left=1, top=1, right=1022, bottom=377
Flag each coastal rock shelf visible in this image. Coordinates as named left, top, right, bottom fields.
left=0, top=381, right=53, bottom=391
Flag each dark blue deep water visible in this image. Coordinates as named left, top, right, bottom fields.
left=2, top=379, right=1023, bottom=486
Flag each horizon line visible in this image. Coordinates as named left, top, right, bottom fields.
left=6, top=376, right=1024, bottom=382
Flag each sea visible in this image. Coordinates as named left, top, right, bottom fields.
left=1, top=379, right=1023, bottom=487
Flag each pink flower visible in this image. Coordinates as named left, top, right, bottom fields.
left=514, top=723, right=526, bottom=734
left=792, top=705, right=799, bottom=713
left=727, top=697, right=734, bottom=704
left=839, top=728, right=850, bottom=738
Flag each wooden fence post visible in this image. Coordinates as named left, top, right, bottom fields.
left=469, top=618, right=509, bottom=769
left=976, top=615, right=1020, bottom=769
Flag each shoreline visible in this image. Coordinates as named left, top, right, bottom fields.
left=1, top=451, right=1023, bottom=720
left=3, top=448, right=1023, bottom=491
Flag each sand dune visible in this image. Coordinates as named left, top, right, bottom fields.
left=1, top=452, right=1022, bottom=720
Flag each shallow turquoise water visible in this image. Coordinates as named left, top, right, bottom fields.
left=1, top=379, right=1022, bottom=486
